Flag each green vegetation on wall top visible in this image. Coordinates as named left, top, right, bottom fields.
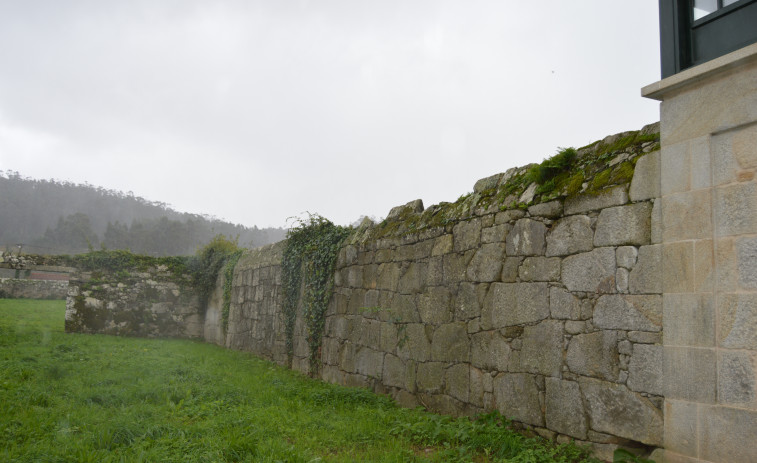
left=370, top=127, right=659, bottom=239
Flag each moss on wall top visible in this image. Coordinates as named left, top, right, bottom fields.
left=366, top=123, right=660, bottom=241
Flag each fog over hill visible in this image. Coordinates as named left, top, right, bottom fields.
left=0, top=171, right=287, bottom=256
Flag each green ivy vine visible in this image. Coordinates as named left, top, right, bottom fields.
left=221, top=250, right=243, bottom=334
left=282, top=214, right=351, bottom=374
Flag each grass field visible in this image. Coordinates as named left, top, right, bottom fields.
left=0, top=299, right=601, bottom=462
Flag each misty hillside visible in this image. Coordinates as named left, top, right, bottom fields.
left=0, top=171, right=287, bottom=256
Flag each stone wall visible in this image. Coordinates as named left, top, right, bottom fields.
left=316, top=190, right=662, bottom=456
left=203, top=127, right=664, bottom=459
left=0, top=278, right=68, bottom=299
left=65, top=265, right=203, bottom=338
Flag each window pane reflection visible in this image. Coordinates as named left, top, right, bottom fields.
left=723, top=0, right=740, bottom=5
left=694, top=0, right=718, bottom=20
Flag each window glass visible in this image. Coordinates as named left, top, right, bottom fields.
left=723, top=0, right=740, bottom=5
left=694, top=0, right=719, bottom=19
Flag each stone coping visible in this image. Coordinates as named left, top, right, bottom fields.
left=642, top=42, right=757, bottom=101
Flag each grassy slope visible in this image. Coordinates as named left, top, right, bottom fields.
left=0, top=299, right=599, bottom=463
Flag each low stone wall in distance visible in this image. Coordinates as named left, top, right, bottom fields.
left=65, top=262, right=203, bottom=338
left=0, top=278, right=69, bottom=299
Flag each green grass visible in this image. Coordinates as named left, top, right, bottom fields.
left=0, top=299, right=600, bottom=462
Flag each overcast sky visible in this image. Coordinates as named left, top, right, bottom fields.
left=0, top=1, right=661, bottom=229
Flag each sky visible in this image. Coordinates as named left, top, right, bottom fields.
left=0, top=1, right=662, bottom=229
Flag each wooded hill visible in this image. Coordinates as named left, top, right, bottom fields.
left=0, top=171, right=287, bottom=256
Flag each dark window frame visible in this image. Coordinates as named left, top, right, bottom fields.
left=660, top=0, right=757, bottom=77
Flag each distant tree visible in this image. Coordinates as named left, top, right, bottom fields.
left=35, top=213, right=100, bottom=253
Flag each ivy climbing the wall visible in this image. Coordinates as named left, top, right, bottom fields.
left=281, top=214, right=351, bottom=374
left=221, top=250, right=243, bottom=333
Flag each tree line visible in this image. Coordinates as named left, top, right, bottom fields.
left=0, top=171, right=286, bottom=256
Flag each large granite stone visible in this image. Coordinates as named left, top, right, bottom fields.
left=593, top=295, right=662, bottom=332
left=470, top=330, right=511, bottom=371
left=545, top=378, right=587, bottom=439
left=562, top=248, right=616, bottom=293
left=494, top=373, right=544, bottom=427
left=628, top=245, right=662, bottom=294
left=580, top=377, right=663, bottom=446
left=466, top=243, right=504, bottom=282
left=546, top=215, right=593, bottom=257
left=431, top=323, right=469, bottom=362
left=518, top=320, right=563, bottom=377
left=594, top=202, right=652, bottom=247
left=627, top=344, right=663, bottom=396
left=629, top=150, right=660, bottom=201
left=564, top=185, right=629, bottom=215
left=505, top=219, right=547, bottom=256
left=518, top=257, right=560, bottom=282
left=566, top=331, right=619, bottom=381
left=482, top=282, right=550, bottom=329
left=453, top=219, right=482, bottom=252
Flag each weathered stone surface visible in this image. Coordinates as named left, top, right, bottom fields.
left=714, top=181, right=757, bottom=237
left=354, top=346, right=384, bottom=378
left=662, top=189, right=713, bottom=242
left=615, top=268, right=629, bottom=292
left=471, top=330, right=511, bottom=371
left=481, top=224, right=510, bottom=244
left=549, top=287, right=582, bottom=320
left=494, top=373, right=544, bottom=427
left=417, top=287, right=452, bottom=325
left=505, top=219, right=547, bottom=256
left=594, top=203, right=652, bottom=247
left=545, top=378, right=587, bottom=439
left=518, top=320, right=563, bottom=377
left=718, top=350, right=756, bottom=406
left=593, top=295, right=662, bottom=332
left=443, top=252, right=473, bottom=285
left=627, top=344, right=662, bottom=395
left=616, top=246, right=638, bottom=269
left=453, top=219, right=482, bottom=252
left=500, top=257, right=522, bottom=282
left=567, top=331, right=619, bottom=381
left=628, top=245, right=662, bottom=294
left=629, top=150, right=660, bottom=201
left=454, top=282, right=481, bottom=321
left=564, top=185, right=629, bottom=215
left=383, top=354, right=414, bottom=390
left=466, top=243, right=504, bottom=282
left=495, top=209, right=526, bottom=224
left=718, top=293, right=757, bottom=349
left=474, top=173, right=503, bottom=193
left=545, top=215, right=593, bottom=257
left=482, top=282, right=550, bottom=328
left=399, top=324, right=431, bottom=362
left=663, top=293, right=715, bottom=347
left=562, top=248, right=616, bottom=293
left=518, top=257, right=560, bottom=282
left=664, top=400, right=698, bottom=457
left=580, top=377, right=663, bottom=446
left=528, top=200, right=563, bottom=218
left=445, top=363, right=470, bottom=402
left=664, top=346, right=716, bottom=402
left=387, top=199, right=424, bottom=219
left=431, top=323, right=469, bottom=362
left=417, top=362, right=445, bottom=393
left=376, top=263, right=400, bottom=291
left=432, top=234, right=453, bottom=256
left=519, top=183, right=538, bottom=204
left=736, top=236, right=757, bottom=290
left=700, top=405, right=757, bottom=463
